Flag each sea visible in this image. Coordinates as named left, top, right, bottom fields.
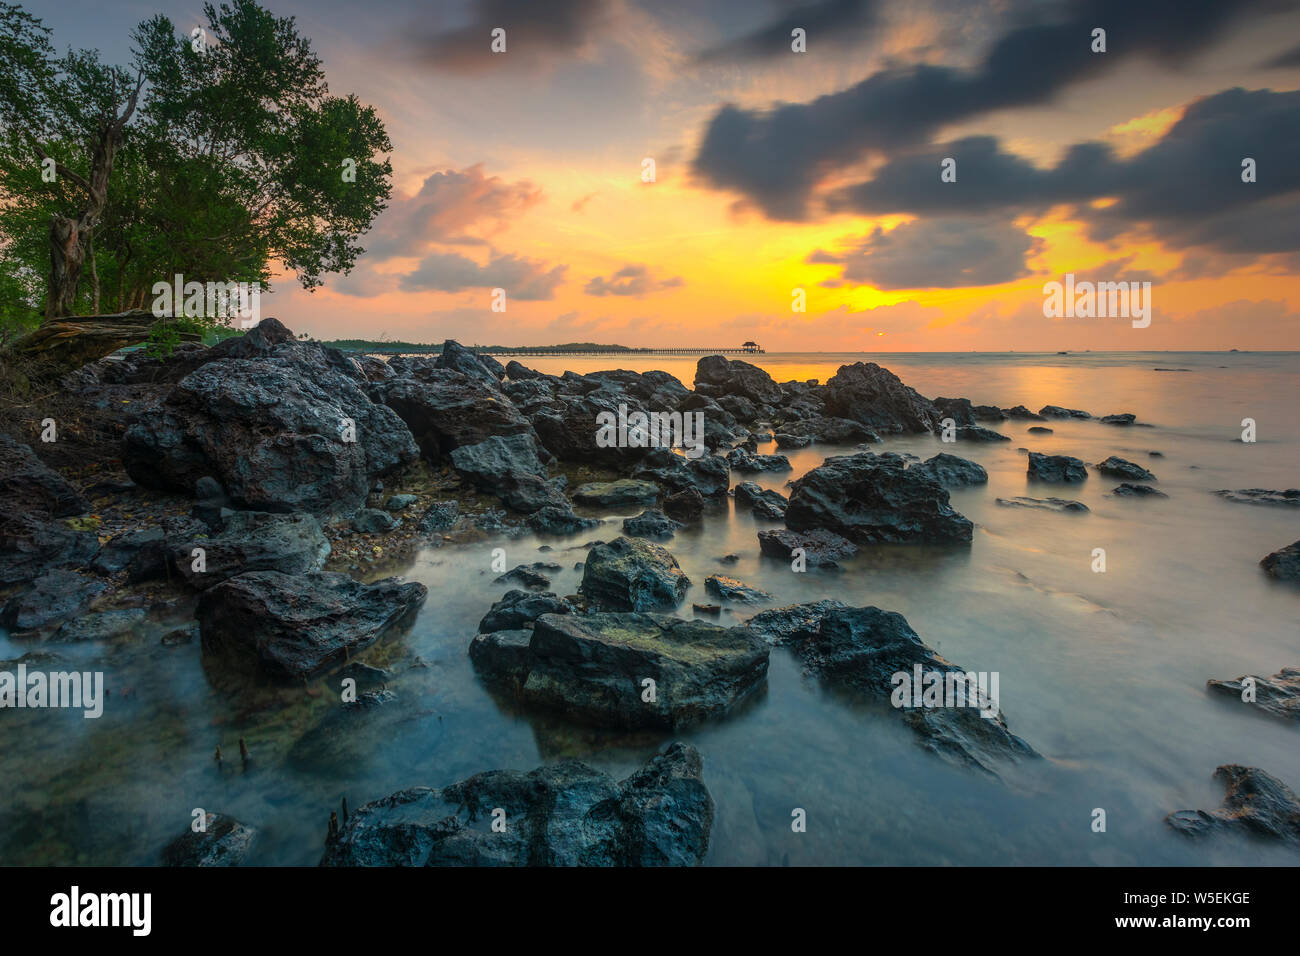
left=2, top=350, right=1297, bottom=865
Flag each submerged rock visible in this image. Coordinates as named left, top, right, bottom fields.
left=953, top=424, right=1011, bottom=442
left=527, top=506, right=599, bottom=535
left=1026, top=452, right=1088, bottom=483
left=1207, top=667, right=1300, bottom=723
left=1260, top=541, right=1300, bottom=581
left=756, top=528, right=858, bottom=567
left=0, top=569, right=107, bottom=632
left=704, top=574, right=772, bottom=604
left=580, top=536, right=690, bottom=611
left=471, top=612, right=768, bottom=730
left=1100, top=413, right=1137, bottom=425
left=622, top=509, right=683, bottom=539
left=162, top=812, right=255, bottom=866
left=663, top=487, right=705, bottom=522
left=1113, top=483, right=1167, bottom=498
left=1215, top=488, right=1300, bottom=508
left=53, top=608, right=147, bottom=643
left=1038, top=405, right=1091, bottom=419
left=1095, top=456, right=1156, bottom=481
left=785, top=453, right=973, bottom=544
left=321, top=742, right=714, bottom=866
left=744, top=600, right=849, bottom=645
left=726, top=450, right=791, bottom=474
left=733, top=481, right=788, bottom=519
left=1166, top=766, right=1300, bottom=844
left=494, top=562, right=559, bottom=591
left=197, top=570, right=426, bottom=681
left=996, top=496, right=1089, bottom=513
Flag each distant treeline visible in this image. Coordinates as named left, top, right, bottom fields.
left=322, top=340, right=634, bottom=353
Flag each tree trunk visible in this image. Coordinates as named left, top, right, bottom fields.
left=47, top=215, right=89, bottom=320
left=2, top=310, right=200, bottom=384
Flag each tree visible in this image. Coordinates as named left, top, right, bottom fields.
left=0, top=0, right=392, bottom=339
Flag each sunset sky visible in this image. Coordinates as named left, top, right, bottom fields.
left=44, top=0, right=1300, bottom=349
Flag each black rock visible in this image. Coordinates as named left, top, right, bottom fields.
left=417, top=500, right=460, bottom=533
left=704, top=574, right=772, bottom=604
left=479, top=590, right=571, bottom=633
left=527, top=506, right=599, bottom=535
left=1215, top=489, right=1300, bottom=508
left=953, top=424, right=1011, bottom=442
left=1166, top=766, right=1300, bottom=844
left=1038, top=405, right=1091, bottom=419
left=785, top=452, right=973, bottom=544
left=695, top=355, right=783, bottom=405
left=494, top=563, right=559, bottom=591
left=1260, top=541, right=1300, bottom=581
left=321, top=742, right=714, bottom=866
left=996, top=496, right=1089, bottom=513
left=0, top=434, right=89, bottom=518
left=773, top=432, right=811, bottom=449
left=733, top=481, right=788, bottom=519
left=0, top=569, right=107, bottom=632
left=174, top=511, right=330, bottom=589
left=53, top=608, right=148, bottom=643
left=1095, top=456, right=1156, bottom=481
left=757, top=528, right=858, bottom=567
left=1113, top=483, right=1167, bottom=498
left=1027, top=452, right=1088, bottom=483
left=908, top=453, right=988, bottom=488
left=580, top=536, right=690, bottom=611
left=822, top=363, right=939, bottom=434
left=197, top=570, right=427, bottom=681
left=1207, top=667, right=1300, bottom=723
left=622, top=509, right=683, bottom=540
left=1100, top=413, right=1137, bottom=425
left=726, top=449, right=791, bottom=474
left=162, top=813, right=255, bottom=866
left=744, top=600, right=849, bottom=645
left=663, top=487, right=705, bottom=522
left=351, top=508, right=398, bottom=534
left=0, top=513, right=99, bottom=586
left=1002, top=405, right=1044, bottom=421
left=572, top=479, right=661, bottom=507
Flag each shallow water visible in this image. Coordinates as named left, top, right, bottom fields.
left=2, top=351, right=1298, bottom=866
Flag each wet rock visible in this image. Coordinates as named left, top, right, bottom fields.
left=663, top=487, right=705, bottom=523
left=383, top=494, right=418, bottom=511
left=1166, top=766, right=1300, bottom=844
left=321, top=742, right=714, bottom=866
left=162, top=812, right=256, bottom=866
left=1002, top=405, right=1044, bottom=421
left=932, top=397, right=975, bottom=426
left=0, top=513, right=99, bottom=586
left=789, top=606, right=1037, bottom=775
left=0, top=434, right=89, bottom=518
left=1096, top=456, right=1156, bottom=481
left=1027, top=452, right=1088, bottom=482
left=337, top=661, right=394, bottom=691
left=1113, top=483, right=1167, bottom=498
left=704, top=574, right=772, bottom=604
left=757, top=528, right=858, bottom=567
left=1038, top=405, right=1091, bottom=419
left=382, top=370, right=534, bottom=461
left=1260, top=541, right=1300, bottom=581
left=726, top=450, right=791, bottom=474
left=971, top=405, right=1007, bottom=422
left=631, top=449, right=730, bottom=498
left=473, top=613, right=768, bottom=731
left=1207, top=667, right=1299, bottom=723
left=479, top=590, right=571, bottom=633
left=733, top=481, right=787, bottom=519
left=908, top=453, right=987, bottom=488
left=572, top=479, right=660, bottom=508
left=785, top=452, right=973, bottom=544
left=495, top=563, right=559, bottom=591
left=1027, top=426, right=1053, bottom=434
left=622, top=510, right=683, bottom=540
left=774, top=432, right=811, bottom=449
left=695, top=355, right=783, bottom=406
left=778, top=417, right=881, bottom=445
left=996, top=496, right=1089, bottom=513
left=528, top=506, right=599, bottom=535
left=351, top=508, right=398, bottom=534
left=822, top=363, right=939, bottom=434
left=0, top=569, right=107, bottom=632
left=744, top=600, right=849, bottom=645
left=451, top=434, right=566, bottom=514
left=1100, top=413, right=1137, bottom=425
left=580, top=536, right=690, bottom=611
left=416, top=500, right=460, bottom=533
left=1215, top=489, right=1300, bottom=508
left=287, top=689, right=407, bottom=771
left=174, top=511, right=330, bottom=589
left=693, top=604, right=721, bottom=616
left=953, top=424, right=1010, bottom=442
left=53, top=608, right=147, bottom=643
left=197, top=570, right=427, bottom=681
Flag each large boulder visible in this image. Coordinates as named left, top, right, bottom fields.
left=124, top=332, right=417, bottom=516
left=197, top=570, right=427, bottom=681
left=631, top=449, right=730, bottom=498
left=450, top=434, right=567, bottom=514
left=694, top=355, right=782, bottom=406
left=383, top=370, right=533, bottom=461
left=321, top=743, right=715, bottom=866
left=821, top=362, right=939, bottom=434
left=580, top=536, right=690, bottom=610
left=0, top=434, right=88, bottom=518
left=785, top=453, right=973, bottom=544
left=435, top=339, right=504, bottom=384
left=471, top=612, right=769, bottom=730
left=908, top=453, right=988, bottom=488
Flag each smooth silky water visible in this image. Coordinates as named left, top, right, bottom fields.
left=2, top=352, right=1297, bottom=865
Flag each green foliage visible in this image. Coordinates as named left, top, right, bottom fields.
left=144, top=314, right=207, bottom=358
left=0, top=0, right=392, bottom=319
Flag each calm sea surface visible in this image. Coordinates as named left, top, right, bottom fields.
left=3, top=351, right=1297, bottom=865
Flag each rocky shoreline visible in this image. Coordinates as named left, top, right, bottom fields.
left=2, top=317, right=1296, bottom=865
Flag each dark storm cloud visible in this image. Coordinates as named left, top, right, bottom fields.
left=584, top=263, right=684, bottom=296
left=810, top=218, right=1043, bottom=289
left=399, top=251, right=566, bottom=299
left=1262, top=42, right=1300, bottom=68
left=691, top=0, right=1284, bottom=219
left=829, top=88, right=1300, bottom=253
left=694, top=0, right=878, bottom=63
left=408, top=0, right=610, bottom=73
